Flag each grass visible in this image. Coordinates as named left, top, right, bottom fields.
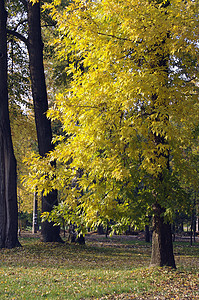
left=0, top=234, right=198, bottom=299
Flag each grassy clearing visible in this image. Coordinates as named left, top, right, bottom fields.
left=0, top=234, right=198, bottom=299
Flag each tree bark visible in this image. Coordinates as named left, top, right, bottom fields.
left=145, top=225, right=150, bottom=243
left=148, top=10, right=176, bottom=266
left=97, top=224, right=104, bottom=235
left=0, top=0, right=21, bottom=248
left=68, top=224, right=85, bottom=245
left=27, top=0, right=62, bottom=242
left=149, top=118, right=176, bottom=267
left=150, top=203, right=176, bottom=268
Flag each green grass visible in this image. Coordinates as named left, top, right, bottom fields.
left=0, top=235, right=198, bottom=299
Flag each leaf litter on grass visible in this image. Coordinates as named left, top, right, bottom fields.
left=0, top=233, right=198, bottom=300
left=97, top=268, right=199, bottom=300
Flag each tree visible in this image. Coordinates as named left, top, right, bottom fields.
left=27, top=0, right=63, bottom=242
left=7, top=0, right=63, bottom=242
left=7, top=0, right=38, bottom=233
left=0, top=0, right=21, bottom=248
left=27, top=0, right=198, bottom=266
left=10, top=106, right=37, bottom=214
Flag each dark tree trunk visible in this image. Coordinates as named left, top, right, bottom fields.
left=77, top=234, right=85, bottom=245
left=172, top=223, right=175, bottom=242
left=190, top=219, right=193, bottom=246
left=0, top=0, right=21, bottom=248
left=105, top=224, right=109, bottom=238
left=68, top=224, right=85, bottom=245
left=97, top=224, right=104, bottom=235
left=68, top=225, right=77, bottom=243
left=190, top=207, right=196, bottom=245
left=150, top=203, right=176, bottom=268
left=180, top=221, right=184, bottom=232
left=193, top=199, right=196, bottom=243
left=149, top=132, right=176, bottom=267
left=27, top=0, right=62, bottom=242
left=148, top=14, right=176, bottom=266
left=193, top=219, right=196, bottom=243
left=62, top=219, right=66, bottom=238
left=145, top=225, right=150, bottom=243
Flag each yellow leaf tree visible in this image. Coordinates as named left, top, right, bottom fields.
left=27, top=0, right=198, bottom=267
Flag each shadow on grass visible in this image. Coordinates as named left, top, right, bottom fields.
left=0, top=235, right=198, bottom=299
left=8, top=236, right=150, bottom=270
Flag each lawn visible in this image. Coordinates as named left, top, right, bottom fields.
left=0, top=233, right=198, bottom=299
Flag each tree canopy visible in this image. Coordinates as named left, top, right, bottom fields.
left=26, top=0, right=198, bottom=219
left=23, top=0, right=199, bottom=266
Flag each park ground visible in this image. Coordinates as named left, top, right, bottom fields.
left=0, top=232, right=198, bottom=299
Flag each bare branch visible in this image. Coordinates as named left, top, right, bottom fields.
left=19, top=0, right=28, bottom=10
left=13, top=19, right=28, bottom=31
left=7, top=29, right=29, bottom=47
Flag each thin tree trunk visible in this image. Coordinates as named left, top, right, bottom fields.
left=148, top=16, right=176, bottom=266
left=68, top=224, right=77, bottom=243
left=193, top=198, right=196, bottom=243
left=105, top=224, right=109, bottom=238
left=196, top=204, right=199, bottom=232
left=32, top=190, right=38, bottom=233
left=180, top=221, right=184, bottom=232
left=27, top=0, right=62, bottom=242
left=62, top=219, right=65, bottom=238
left=145, top=225, right=150, bottom=243
left=190, top=219, right=193, bottom=246
left=190, top=198, right=196, bottom=245
left=0, top=0, right=21, bottom=248
left=150, top=203, right=176, bottom=268
left=172, top=223, right=175, bottom=242
left=193, top=217, right=196, bottom=243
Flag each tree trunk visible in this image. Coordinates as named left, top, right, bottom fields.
left=180, top=221, right=184, bottom=232
left=190, top=219, right=193, bottom=246
left=97, top=224, right=104, bottom=235
left=68, top=224, right=85, bottom=244
left=68, top=224, right=77, bottom=243
left=27, top=0, right=62, bottom=242
left=32, top=190, right=38, bottom=233
left=145, top=225, right=150, bottom=243
left=0, top=0, right=21, bottom=248
left=196, top=205, right=199, bottom=232
left=172, top=223, right=175, bottom=242
left=150, top=203, right=176, bottom=268
left=148, top=16, right=176, bottom=266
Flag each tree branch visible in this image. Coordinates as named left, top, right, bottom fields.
left=97, top=32, right=144, bottom=45
left=19, top=0, right=28, bottom=10
left=97, top=31, right=131, bottom=42
left=12, top=19, right=28, bottom=32
left=7, top=29, right=29, bottom=47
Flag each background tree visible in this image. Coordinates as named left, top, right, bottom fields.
left=6, top=0, right=39, bottom=235
left=27, top=0, right=62, bottom=242
left=0, top=0, right=21, bottom=248
left=7, top=0, right=63, bottom=242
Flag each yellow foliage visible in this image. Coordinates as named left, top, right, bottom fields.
left=25, top=0, right=199, bottom=226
